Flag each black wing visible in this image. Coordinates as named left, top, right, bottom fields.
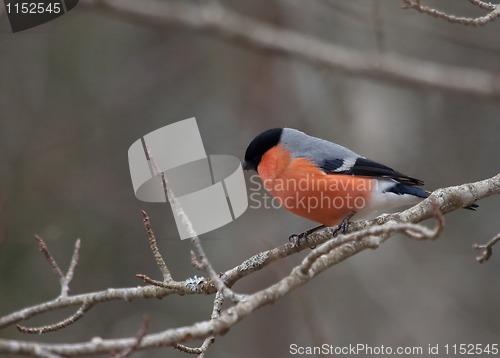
left=320, top=156, right=478, bottom=209
left=321, top=157, right=424, bottom=186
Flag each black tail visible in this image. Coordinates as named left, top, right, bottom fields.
left=464, top=203, right=479, bottom=210
left=385, top=183, right=428, bottom=198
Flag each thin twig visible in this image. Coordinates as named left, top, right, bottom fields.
left=469, top=0, right=497, bottom=11
left=34, top=235, right=64, bottom=279
left=134, top=274, right=184, bottom=290
left=17, top=301, right=94, bottom=334
left=141, top=210, right=172, bottom=281
left=473, top=233, right=500, bottom=263
left=402, top=0, right=500, bottom=26
left=60, top=238, right=81, bottom=298
left=172, top=344, right=203, bottom=355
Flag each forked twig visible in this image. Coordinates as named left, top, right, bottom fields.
left=18, top=237, right=87, bottom=334
left=473, top=233, right=500, bottom=263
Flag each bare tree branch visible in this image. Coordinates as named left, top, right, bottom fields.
left=0, top=173, right=499, bottom=356
left=77, top=0, right=500, bottom=100
left=142, top=142, right=245, bottom=303
left=16, top=301, right=94, bottom=334
left=0, top=218, right=464, bottom=356
left=6, top=173, right=496, bottom=330
left=402, top=0, right=500, bottom=26
left=0, top=285, right=173, bottom=330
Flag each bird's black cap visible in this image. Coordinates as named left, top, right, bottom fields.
left=243, top=128, right=283, bottom=171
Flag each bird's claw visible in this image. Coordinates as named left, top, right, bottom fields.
left=331, top=211, right=355, bottom=236
left=331, top=219, right=350, bottom=236
left=289, top=230, right=317, bottom=251
left=289, top=233, right=304, bottom=251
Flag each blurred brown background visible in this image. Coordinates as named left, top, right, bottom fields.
left=1, top=1, right=500, bottom=357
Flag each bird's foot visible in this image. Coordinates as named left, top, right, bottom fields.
left=289, top=225, right=325, bottom=250
left=331, top=211, right=356, bottom=236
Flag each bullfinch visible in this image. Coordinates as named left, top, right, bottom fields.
left=243, top=128, right=475, bottom=242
